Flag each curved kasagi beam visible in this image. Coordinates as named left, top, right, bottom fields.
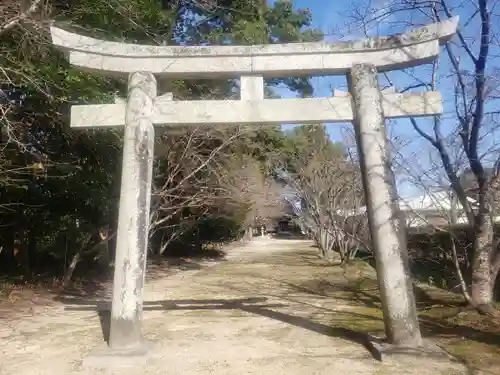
left=50, top=17, right=458, bottom=78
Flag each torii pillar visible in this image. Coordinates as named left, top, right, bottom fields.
left=108, top=72, right=156, bottom=350
left=349, top=65, right=421, bottom=347
left=49, top=16, right=458, bottom=365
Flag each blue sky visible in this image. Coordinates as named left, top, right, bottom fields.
left=268, top=0, right=500, bottom=198
left=269, top=0, right=427, bottom=197
left=270, top=0, right=354, bottom=142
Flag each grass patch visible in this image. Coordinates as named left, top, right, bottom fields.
left=247, top=246, right=500, bottom=374
left=326, top=260, right=500, bottom=374
left=332, top=306, right=385, bottom=335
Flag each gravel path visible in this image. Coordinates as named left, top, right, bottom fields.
left=0, top=237, right=466, bottom=375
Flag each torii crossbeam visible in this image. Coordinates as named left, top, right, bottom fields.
left=70, top=91, right=442, bottom=128
left=50, top=16, right=458, bottom=366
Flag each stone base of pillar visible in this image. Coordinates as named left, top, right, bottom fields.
left=81, top=342, right=151, bottom=369
left=80, top=300, right=151, bottom=370
left=366, top=337, right=456, bottom=362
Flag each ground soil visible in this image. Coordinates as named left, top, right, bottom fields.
left=0, top=237, right=498, bottom=374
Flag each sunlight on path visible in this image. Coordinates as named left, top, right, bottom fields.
left=0, top=238, right=466, bottom=375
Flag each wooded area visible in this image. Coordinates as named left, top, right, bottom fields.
left=0, top=0, right=334, bottom=286
left=1, top=0, right=499, bottom=319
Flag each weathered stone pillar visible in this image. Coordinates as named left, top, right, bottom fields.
left=109, top=72, right=157, bottom=350
left=348, top=64, right=422, bottom=347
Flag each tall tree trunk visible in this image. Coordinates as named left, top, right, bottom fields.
left=97, top=225, right=111, bottom=271
left=470, top=218, right=499, bottom=315
left=61, top=233, right=105, bottom=289
left=24, top=229, right=36, bottom=279
left=471, top=249, right=494, bottom=306
left=318, top=227, right=335, bottom=262
left=3, top=229, right=15, bottom=267
left=320, top=228, right=328, bottom=258
left=62, top=251, right=81, bottom=289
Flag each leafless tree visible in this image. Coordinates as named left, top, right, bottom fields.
left=217, top=155, right=286, bottom=240
left=346, top=0, right=500, bottom=314
left=150, top=125, right=254, bottom=253
left=288, top=150, right=368, bottom=264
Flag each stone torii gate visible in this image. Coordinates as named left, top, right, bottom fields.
left=50, top=17, right=458, bottom=360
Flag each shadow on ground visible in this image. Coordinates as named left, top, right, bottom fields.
left=55, top=249, right=228, bottom=300
left=227, top=247, right=500, bottom=374
left=54, top=295, right=380, bottom=358
left=256, top=248, right=500, bottom=350
left=50, top=242, right=500, bottom=373
left=281, top=277, right=500, bottom=348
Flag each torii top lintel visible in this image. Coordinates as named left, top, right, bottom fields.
left=50, top=17, right=458, bottom=79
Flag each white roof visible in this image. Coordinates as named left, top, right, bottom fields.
left=345, top=191, right=478, bottom=216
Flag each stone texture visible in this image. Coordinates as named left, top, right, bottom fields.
left=348, top=63, right=422, bottom=347
left=49, top=17, right=458, bottom=77
left=367, top=338, right=456, bottom=362
left=333, top=85, right=395, bottom=96
left=51, top=17, right=457, bottom=57
left=108, top=72, right=157, bottom=350
left=48, top=13, right=461, bottom=366
left=240, top=75, right=264, bottom=100
left=69, top=92, right=443, bottom=128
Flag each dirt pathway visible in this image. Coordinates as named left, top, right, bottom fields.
left=0, top=238, right=467, bottom=375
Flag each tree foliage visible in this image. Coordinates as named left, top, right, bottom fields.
left=0, top=0, right=322, bottom=284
